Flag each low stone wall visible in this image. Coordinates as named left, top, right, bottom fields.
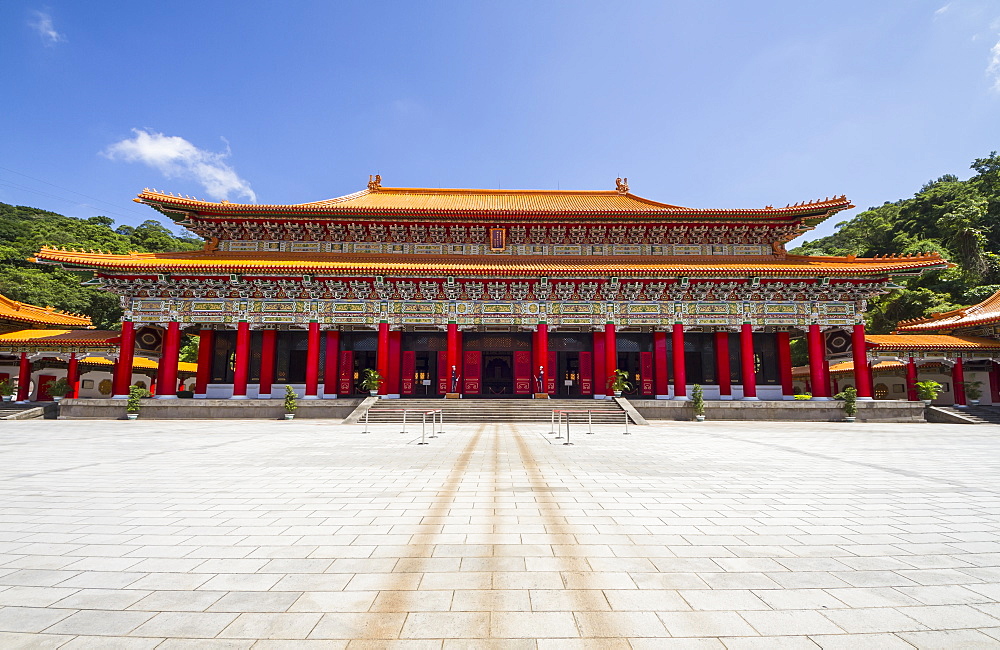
left=630, top=399, right=927, bottom=423
left=58, top=398, right=363, bottom=420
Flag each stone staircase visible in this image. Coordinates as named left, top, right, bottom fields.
left=0, top=402, right=56, bottom=420
left=936, top=405, right=1000, bottom=425
left=361, top=398, right=630, bottom=424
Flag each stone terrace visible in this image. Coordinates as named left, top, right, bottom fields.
left=1, top=418, right=1000, bottom=647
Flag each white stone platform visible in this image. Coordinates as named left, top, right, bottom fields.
left=1, top=419, right=999, bottom=646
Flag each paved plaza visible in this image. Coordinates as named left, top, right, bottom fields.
left=2, top=418, right=1000, bottom=647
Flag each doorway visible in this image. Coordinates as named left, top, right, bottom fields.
left=482, top=352, right=514, bottom=396
left=556, top=352, right=582, bottom=397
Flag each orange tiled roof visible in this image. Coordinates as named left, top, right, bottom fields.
left=136, top=186, right=853, bottom=220
left=896, top=289, right=1000, bottom=332
left=865, top=334, right=1000, bottom=351
left=0, top=293, right=92, bottom=327
left=0, top=329, right=119, bottom=347
left=791, top=360, right=905, bottom=377
left=78, top=356, right=197, bottom=373
left=33, top=248, right=948, bottom=278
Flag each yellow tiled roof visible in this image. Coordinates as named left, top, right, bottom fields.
left=79, top=356, right=197, bottom=373
left=0, top=293, right=92, bottom=327
left=896, top=289, right=1000, bottom=332
left=136, top=186, right=853, bottom=219
left=865, top=334, right=1000, bottom=351
left=0, top=329, right=119, bottom=347
left=792, top=360, right=905, bottom=377
left=33, top=248, right=948, bottom=278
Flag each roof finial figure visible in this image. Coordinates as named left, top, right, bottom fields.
left=615, top=177, right=629, bottom=194
left=368, top=174, right=382, bottom=191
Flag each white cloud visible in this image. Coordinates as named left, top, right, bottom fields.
left=103, top=129, right=257, bottom=202
left=29, top=10, right=64, bottom=45
left=989, top=37, right=1000, bottom=91
left=935, top=3, right=952, bottom=16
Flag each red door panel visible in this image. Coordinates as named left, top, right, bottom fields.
left=579, top=351, right=592, bottom=395
left=401, top=351, right=416, bottom=395
left=37, top=374, right=56, bottom=401
left=463, top=351, right=481, bottom=394
left=640, top=351, right=654, bottom=396
left=547, top=351, right=557, bottom=394
left=437, top=351, right=449, bottom=394
left=593, top=332, right=606, bottom=395
left=514, top=351, right=531, bottom=395
left=338, top=351, right=354, bottom=395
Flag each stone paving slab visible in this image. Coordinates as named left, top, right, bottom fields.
left=1, top=418, right=1000, bottom=646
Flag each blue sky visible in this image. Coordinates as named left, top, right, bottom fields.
left=2, top=1, right=1000, bottom=246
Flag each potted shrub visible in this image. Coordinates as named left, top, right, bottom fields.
left=691, top=383, right=706, bottom=422
left=44, top=377, right=71, bottom=402
left=0, top=379, right=14, bottom=402
left=283, top=385, right=297, bottom=420
left=965, top=380, right=983, bottom=406
left=833, top=386, right=858, bottom=422
left=126, top=385, right=150, bottom=420
left=608, top=369, right=632, bottom=397
left=360, top=369, right=384, bottom=397
left=915, top=380, right=942, bottom=406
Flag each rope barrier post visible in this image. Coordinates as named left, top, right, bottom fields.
left=363, top=409, right=370, bottom=434
left=437, top=409, right=445, bottom=435
left=563, top=411, right=573, bottom=445
left=429, top=410, right=438, bottom=438
left=418, top=412, right=428, bottom=444
left=555, top=411, right=564, bottom=439
left=549, top=409, right=556, bottom=434
left=400, top=409, right=407, bottom=435
left=588, top=410, right=593, bottom=434
left=623, top=410, right=631, bottom=435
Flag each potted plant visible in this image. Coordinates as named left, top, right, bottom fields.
left=691, top=384, right=706, bottom=422
left=44, top=377, right=71, bottom=402
left=360, top=369, right=384, bottom=397
left=283, top=385, right=297, bottom=420
left=0, top=379, right=14, bottom=402
left=833, top=386, right=858, bottom=422
left=126, top=385, right=150, bottom=420
left=608, top=369, right=632, bottom=397
left=915, top=380, right=942, bottom=406
left=965, top=380, right=983, bottom=406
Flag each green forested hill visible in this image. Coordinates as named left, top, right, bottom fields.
left=791, top=152, right=1000, bottom=333
left=0, top=203, right=200, bottom=329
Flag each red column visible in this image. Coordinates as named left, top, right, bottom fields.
left=112, top=320, right=136, bottom=398
left=155, top=321, right=181, bottom=399
left=990, top=361, right=1000, bottom=405
left=953, top=357, right=967, bottom=406
left=376, top=321, right=389, bottom=395
left=593, top=330, right=605, bottom=400
left=715, top=331, right=732, bottom=399
left=194, top=328, right=214, bottom=398
left=740, top=324, right=758, bottom=400
left=653, top=331, right=668, bottom=398
left=537, top=323, right=549, bottom=395
left=304, top=321, right=321, bottom=399
left=851, top=323, right=873, bottom=399
left=807, top=324, right=830, bottom=400
left=672, top=323, right=686, bottom=399
left=259, top=329, right=276, bottom=398
left=16, top=352, right=31, bottom=402
left=604, top=323, right=617, bottom=397
left=387, top=329, right=402, bottom=396
left=446, top=323, right=459, bottom=393
left=776, top=331, right=793, bottom=399
left=324, top=330, right=339, bottom=398
left=66, top=353, right=79, bottom=399
left=906, top=357, right=919, bottom=401
left=230, top=321, right=250, bottom=399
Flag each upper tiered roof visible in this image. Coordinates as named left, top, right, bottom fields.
left=0, top=293, right=92, bottom=329
left=896, top=289, right=1000, bottom=333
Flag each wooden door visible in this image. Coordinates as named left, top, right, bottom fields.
left=338, top=351, right=354, bottom=395
left=579, top=351, right=592, bottom=395
left=514, top=351, right=531, bottom=395
left=437, top=351, right=449, bottom=394
left=36, top=374, right=56, bottom=401
left=547, top=351, right=557, bottom=394
left=401, top=351, right=416, bottom=396
left=640, top=351, right=654, bottom=396
left=463, top=351, right=481, bottom=394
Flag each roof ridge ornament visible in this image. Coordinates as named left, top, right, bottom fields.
left=368, top=174, right=382, bottom=191
left=615, top=177, right=629, bottom=194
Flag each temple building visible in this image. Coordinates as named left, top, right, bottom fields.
left=34, top=177, right=948, bottom=402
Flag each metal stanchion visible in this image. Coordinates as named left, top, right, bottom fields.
left=363, top=409, right=370, bottom=434
left=429, top=410, right=438, bottom=438
left=400, top=409, right=408, bottom=434
left=436, top=409, right=445, bottom=434
left=563, top=412, right=573, bottom=445
left=554, top=411, right=564, bottom=439
left=588, top=410, right=593, bottom=434
left=418, top=412, right=428, bottom=444
left=623, top=410, right=631, bottom=435
left=549, top=409, right=556, bottom=434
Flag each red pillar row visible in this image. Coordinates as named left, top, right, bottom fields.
left=376, top=321, right=390, bottom=395
left=671, top=323, right=686, bottom=399
left=776, top=331, right=793, bottom=399
left=66, top=353, right=79, bottom=399
left=604, top=324, right=617, bottom=397
left=653, top=331, right=668, bottom=397
left=740, top=324, right=758, bottom=400
left=715, top=331, right=732, bottom=399
left=113, top=320, right=136, bottom=399
left=304, top=321, right=321, bottom=399
left=906, top=357, right=919, bottom=401
left=851, top=323, right=873, bottom=399
left=259, top=329, right=277, bottom=398
left=324, top=330, right=339, bottom=398
left=807, top=324, right=830, bottom=400
left=593, top=331, right=606, bottom=399
left=194, top=329, right=214, bottom=398
left=16, top=352, right=31, bottom=402
left=953, top=357, right=967, bottom=406
left=156, top=321, right=182, bottom=399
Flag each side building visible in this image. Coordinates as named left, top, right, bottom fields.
left=34, top=179, right=946, bottom=401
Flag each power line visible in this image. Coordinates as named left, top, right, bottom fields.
left=0, top=165, right=151, bottom=220
left=0, top=179, right=148, bottom=223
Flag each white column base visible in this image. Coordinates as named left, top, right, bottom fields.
left=383, top=394, right=400, bottom=399
left=154, top=395, right=179, bottom=400
left=810, top=397, right=833, bottom=401
left=857, top=396, right=874, bottom=401
left=741, top=396, right=760, bottom=401
left=672, top=395, right=688, bottom=401
left=655, top=394, right=670, bottom=400
left=782, top=394, right=795, bottom=401
left=111, top=395, right=127, bottom=400
left=193, top=393, right=207, bottom=399
left=228, top=395, right=249, bottom=400
left=719, top=394, right=733, bottom=401
left=593, top=394, right=606, bottom=400
left=322, top=393, right=338, bottom=399
left=302, top=395, right=320, bottom=400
